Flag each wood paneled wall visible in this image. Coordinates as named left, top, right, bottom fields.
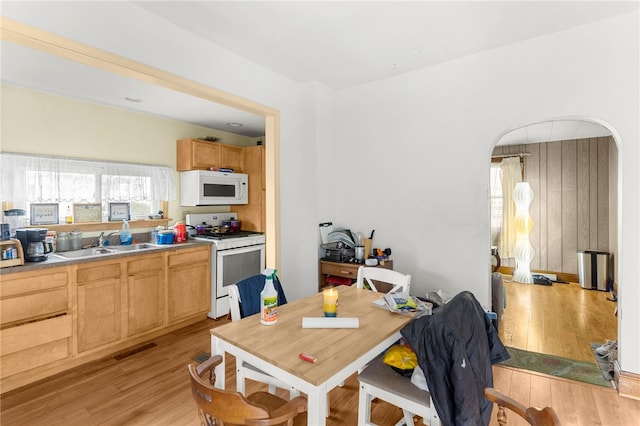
left=493, top=136, right=615, bottom=275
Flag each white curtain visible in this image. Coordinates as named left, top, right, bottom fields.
left=0, top=152, right=176, bottom=208
left=497, top=157, right=522, bottom=258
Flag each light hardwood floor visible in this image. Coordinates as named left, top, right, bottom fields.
left=2, top=292, right=638, bottom=426
left=499, top=278, right=618, bottom=363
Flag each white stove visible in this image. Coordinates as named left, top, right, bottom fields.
left=186, top=213, right=266, bottom=319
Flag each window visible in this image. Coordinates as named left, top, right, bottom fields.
left=1, top=153, right=175, bottom=222
left=490, top=162, right=503, bottom=246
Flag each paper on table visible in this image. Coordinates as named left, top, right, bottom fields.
left=302, top=317, right=359, bottom=328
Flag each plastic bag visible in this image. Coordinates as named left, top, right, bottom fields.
left=383, top=344, right=418, bottom=376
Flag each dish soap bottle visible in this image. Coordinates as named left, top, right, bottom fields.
left=120, top=219, right=132, bottom=245
left=260, top=268, right=278, bottom=325
left=65, top=205, right=73, bottom=224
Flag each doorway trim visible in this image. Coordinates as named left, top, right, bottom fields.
left=491, top=115, right=626, bottom=390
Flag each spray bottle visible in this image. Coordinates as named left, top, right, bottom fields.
left=260, top=268, right=278, bottom=325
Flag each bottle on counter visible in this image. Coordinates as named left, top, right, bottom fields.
left=120, top=219, right=132, bottom=245
left=260, top=268, right=278, bottom=325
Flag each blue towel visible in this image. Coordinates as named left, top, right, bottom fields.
left=235, top=274, right=288, bottom=318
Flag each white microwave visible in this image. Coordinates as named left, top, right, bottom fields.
left=180, top=170, right=248, bottom=206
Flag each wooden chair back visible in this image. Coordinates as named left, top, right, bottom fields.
left=188, top=355, right=306, bottom=426
left=355, top=266, right=411, bottom=293
left=485, top=388, right=561, bottom=426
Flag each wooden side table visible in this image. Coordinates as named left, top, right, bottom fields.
left=318, top=259, right=394, bottom=292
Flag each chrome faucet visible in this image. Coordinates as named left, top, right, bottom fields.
left=98, top=231, right=119, bottom=247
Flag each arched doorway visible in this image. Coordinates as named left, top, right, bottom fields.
left=490, top=117, right=620, bottom=367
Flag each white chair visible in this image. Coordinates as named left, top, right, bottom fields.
left=355, top=266, right=411, bottom=293
left=358, top=352, right=440, bottom=426
left=355, top=267, right=438, bottom=425
left=228, top=283, right=300, bottom=399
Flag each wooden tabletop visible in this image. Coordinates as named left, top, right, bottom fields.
left=210, top=285, right=413, bottom=386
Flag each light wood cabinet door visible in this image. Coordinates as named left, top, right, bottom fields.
left=177, top=138, right=220, bottom=171
left=126, top=255, right=164, bottom=336
left=176, top=138, right=244, bottom=172
left=234, top=145, right=265, bottom=231
left=220, top=144, right=244, bottom=171
left=167, top=251, right=210, bottom=324
left=77, top=262, right=122, bottom=353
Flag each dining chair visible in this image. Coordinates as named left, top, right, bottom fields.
left=358, top=352, right=440, bottom=426
left=355, top=266, right=411, bottom=293
left=356, top=266, right=429, bottom=425
left=228, top=274, right=300, bottom=399
left=188, top=354, right=308, bottom=426
left=484, top=388, right=561, bottom=425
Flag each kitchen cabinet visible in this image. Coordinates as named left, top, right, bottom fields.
left=76, top=260, right=122, bottom=353
left=167, top=245, right=211, bottom=324
left=0, top=243, right=211, bottom=393
left=126, top=254, right=164, bottom=337
left=234, top=145, right=265, bottom=231
left=318, top=259, right=394, bottom=292
left=0, top=267, right=72, bottom=380
left=176, top=138, right=244, bottom=172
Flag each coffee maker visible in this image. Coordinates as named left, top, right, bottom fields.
left=16, top=228, right=53, bottom=262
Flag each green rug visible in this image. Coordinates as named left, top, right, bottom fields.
left=500, top=347, right=611, bottom=388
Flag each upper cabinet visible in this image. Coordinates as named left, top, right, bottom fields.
left=176, top=138, right=244, bottom=172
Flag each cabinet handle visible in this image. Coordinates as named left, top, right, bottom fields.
left=340, top=270, right=352, bottom=275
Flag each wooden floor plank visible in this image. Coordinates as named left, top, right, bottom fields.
left=2, top=289, right=639, bottom=426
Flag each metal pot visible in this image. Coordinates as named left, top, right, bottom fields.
left=212, top=225, right=231, bottom=234
left=196, top=224, right=211, bottom=234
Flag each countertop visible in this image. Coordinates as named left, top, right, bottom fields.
left=0, top=240, right=211, bottom=275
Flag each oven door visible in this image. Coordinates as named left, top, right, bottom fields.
left=213, top=243, right=265, bottom=318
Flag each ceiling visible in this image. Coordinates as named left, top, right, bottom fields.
left=3, top=1, right=636, bottom=140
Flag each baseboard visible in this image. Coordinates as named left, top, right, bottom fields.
left=618, top=369, right=640, bottom=401
left=495, top=266, right=578, bottom=284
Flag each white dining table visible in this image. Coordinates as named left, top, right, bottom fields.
left=210, top=285, right=414, bottom=426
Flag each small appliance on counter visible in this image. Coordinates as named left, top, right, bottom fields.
left=16, top=228, right=53, bottom=262
left=3, top=209, right=27, bottom=238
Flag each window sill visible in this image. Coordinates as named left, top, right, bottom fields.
left=26, top=218, right=171, bottom=233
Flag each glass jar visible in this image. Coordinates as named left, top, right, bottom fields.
left=57, top=232, right=70, bottom=252
left=70, top=230, right=83, bottom=250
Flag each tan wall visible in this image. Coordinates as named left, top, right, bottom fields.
left=0, top=84, right=259, bottom=223
left=493, top=136, right=616, bottom=277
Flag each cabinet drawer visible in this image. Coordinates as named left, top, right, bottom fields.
left=321, top=262, right=359, bottom=279
left=168, top=247, right=210, bottom=267
left=0, top=269, right=69, bottom=298
left=127, top=255, right=164, bottom=274
left=1, top=287, right=68, bottom=325
left=77, top=262, right=121, bottom=284
left=1, top=315, right=72, bottom=378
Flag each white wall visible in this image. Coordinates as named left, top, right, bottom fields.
left=332, top=12, right=639, bottom=373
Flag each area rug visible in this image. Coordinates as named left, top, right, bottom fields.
left=499, top=346, right=611, bottom=388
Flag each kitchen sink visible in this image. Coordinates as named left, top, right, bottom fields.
left=54, top=247, right=116, bottom=259
left=54, top=243, right=162, bottom=260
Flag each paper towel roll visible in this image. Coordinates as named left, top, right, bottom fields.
left=302, top=317, right=359, bottom=328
